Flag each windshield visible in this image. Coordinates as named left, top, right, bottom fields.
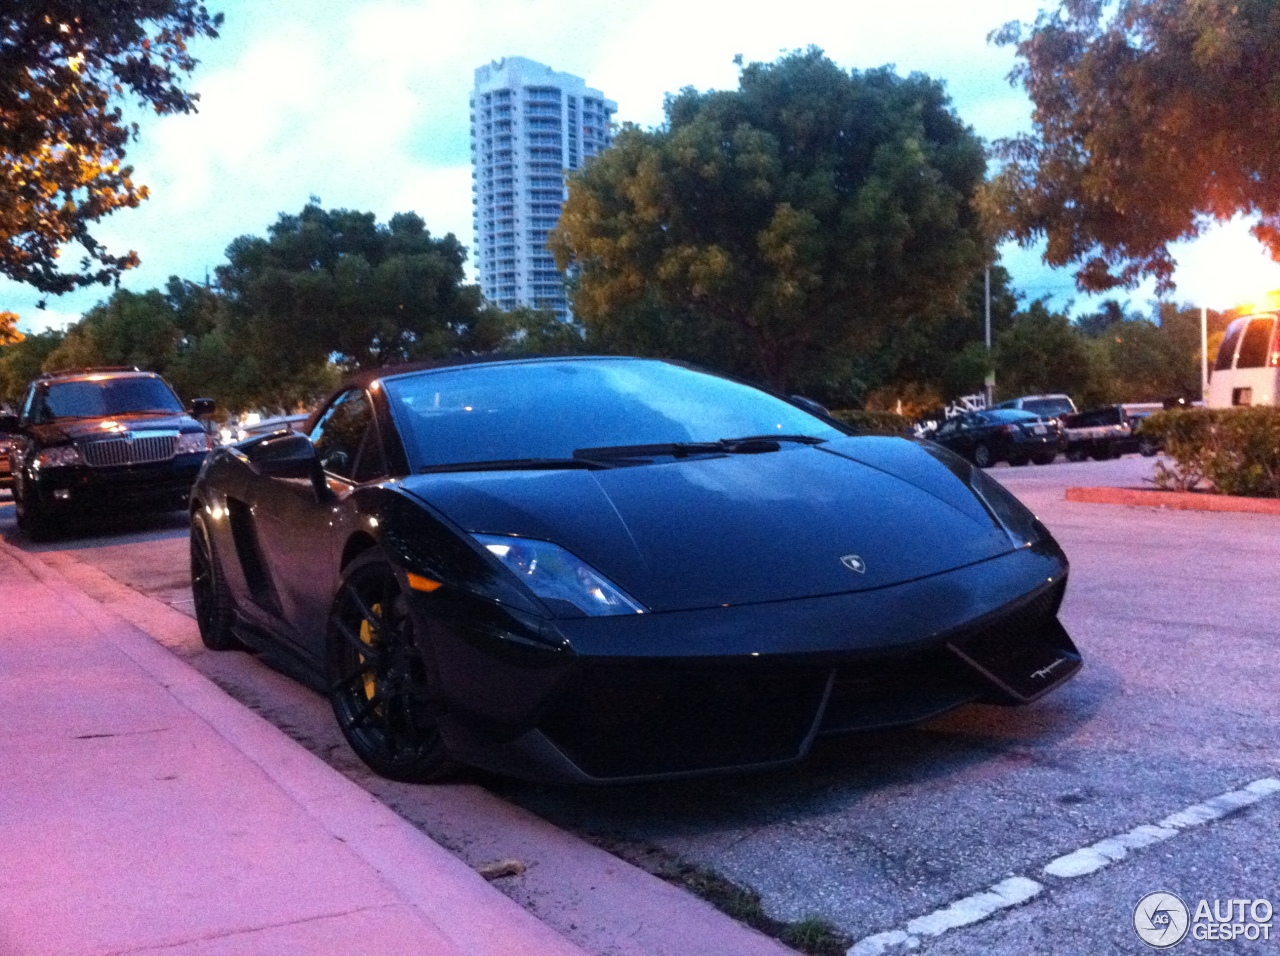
left=34, top=377, right=185, bottom=422
left=1020, top=398, right=1073, bottom=418
left=985, top=410, right=1042, bottom=423
left=383, top=358, right=843, bottom=470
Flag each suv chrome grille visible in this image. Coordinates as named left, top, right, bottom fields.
left=80, top=433, right=178, bottom=468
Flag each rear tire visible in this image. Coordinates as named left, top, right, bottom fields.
left=328, top=552, right=455, bottom=783
left=190, top=511, right=244, bottom=651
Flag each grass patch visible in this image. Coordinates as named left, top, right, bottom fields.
left=595, top=838, right=852, bottom=956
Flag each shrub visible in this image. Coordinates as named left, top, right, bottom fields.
left=1140, top=407, right=1280, bottom=497
left=829, top=409, right=915, bottom=436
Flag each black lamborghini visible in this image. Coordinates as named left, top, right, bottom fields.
left=189, top=356, right=1081, bottom=784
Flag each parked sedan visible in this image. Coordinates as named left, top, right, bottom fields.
left=931, top=409, right=1063, bottom=467
left=190, top=356, right=1080, bottom=784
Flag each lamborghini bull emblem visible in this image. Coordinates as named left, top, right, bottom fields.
left=840, top=554, right=866, bottom=574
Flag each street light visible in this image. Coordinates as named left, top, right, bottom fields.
left=984, top=267, right=995, bottom=408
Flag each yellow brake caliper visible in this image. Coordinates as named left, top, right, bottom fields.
left=359, top=603, right=381, bottom=700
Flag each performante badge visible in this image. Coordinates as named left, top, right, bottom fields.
left=840, top=554, right=866, bottom=574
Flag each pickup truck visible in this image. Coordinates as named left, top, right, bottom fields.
left=1061, top=405, right=1160, bottom=461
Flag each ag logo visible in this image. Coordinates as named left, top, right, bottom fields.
left=840, top=554, right=866, bottom=574
left=1134, top=892, right=1190, bottom=948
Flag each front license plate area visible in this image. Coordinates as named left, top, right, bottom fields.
left=947, top=614, right=1081, bottom=703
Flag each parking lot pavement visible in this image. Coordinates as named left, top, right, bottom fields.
left=4, top=454, right=1278, bottom=955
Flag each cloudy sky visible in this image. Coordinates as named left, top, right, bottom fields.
left=7, top=0, right=1280, bottom=333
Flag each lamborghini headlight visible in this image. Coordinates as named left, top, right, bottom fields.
left=473, top=534, right=646, bottom=617
left=34, top=445, right=83, bottom=469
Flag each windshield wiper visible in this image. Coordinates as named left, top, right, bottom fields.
left=573, top=435, right=828, bottom=462
left=720, top=434, right=828, bottom=447
left=419, top=457, right=614, bottom=474
left=573, top=442, right=724, bottom=462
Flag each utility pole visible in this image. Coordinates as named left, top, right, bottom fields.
left=1200, top=305, right=1209, bottom=402
left=984, top=267, right=995, bottom=408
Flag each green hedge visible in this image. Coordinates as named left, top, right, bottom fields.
left=829, top=409, right=915, bottom=435
left=1139, top=407, right=1280, bottom=497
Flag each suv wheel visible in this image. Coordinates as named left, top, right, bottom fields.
left=14, top=480, right=53, bottom=541
left=972, top=443, right=993, bottom=468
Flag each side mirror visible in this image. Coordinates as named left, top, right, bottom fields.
left=190, top=397, right=216, bottom=418
left=245, top=432, right=321, bottom=482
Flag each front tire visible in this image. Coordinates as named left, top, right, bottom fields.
left=1031, top=452, right=1057, bottom=465
left=328, top=552, right=455, bottom=783
left=190, top=511, right=244, bottom=651
left=1138, top=437, right=1159, bottom=457
left=972, top=443, right=993, bottom=468
left=14, top=479, right=54, bottom=541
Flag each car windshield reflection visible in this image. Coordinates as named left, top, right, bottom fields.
left=384, top=358, right=842, bottom=471
left=36, top=378, right=185, bottom=422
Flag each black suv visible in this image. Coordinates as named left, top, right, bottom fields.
left=10, top=368, right=215, bottom=536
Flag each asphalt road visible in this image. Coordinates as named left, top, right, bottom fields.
left=3, top=454, right=1278, bottom=956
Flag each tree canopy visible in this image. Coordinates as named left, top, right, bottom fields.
left=984, top=0, right=1280, bottom=294
left=215, top=203, right=484, bottom=373
left=551, top=48, right=991, bottom=391
left=1, top=1, right=222, bottom=296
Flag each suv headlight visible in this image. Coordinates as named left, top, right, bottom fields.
left=35, top=445, right=84, bottom=469
left=473, top=534, right=646, bottom=617
left=176, top=431, right=212, bottom=454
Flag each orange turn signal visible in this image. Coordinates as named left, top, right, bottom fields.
left=406, top=572, right=443, bottom=593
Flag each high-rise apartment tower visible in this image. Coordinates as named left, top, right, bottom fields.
left=471, top=57, right=616, bottom=319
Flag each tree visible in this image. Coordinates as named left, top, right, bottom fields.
left=551, top=48, right=991, bottom=392
left=216, top=203, right=483, bottom=372
left=0, top=313, right=22, bottom=345
left=0, top=329, right=65, bottom=406
left=985, top=0, right=1280, bottom=294
left=994, top=300, right=1115, bottom=407
left=1075, top=299, right=1131, bottom=338
left=1, top=1, right=222, bottom=296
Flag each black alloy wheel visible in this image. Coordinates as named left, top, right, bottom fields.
left=972, top=443, right=993, bottom=468
left=327, top=552, right=455, bottom=782
left=190, top=511, right=244, bottom=651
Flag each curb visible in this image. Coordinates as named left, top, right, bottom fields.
left=1064, top=486, right=1280, bottom=515
left=0, top=537, right=589, bottom=956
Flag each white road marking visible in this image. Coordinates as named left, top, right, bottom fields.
left=848, top=777, right=1280, bottom=956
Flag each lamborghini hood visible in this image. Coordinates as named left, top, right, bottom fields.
left=399, top=437, right=1019, bottom=613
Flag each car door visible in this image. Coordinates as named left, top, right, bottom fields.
left=251, top=389, right=385, bottom=656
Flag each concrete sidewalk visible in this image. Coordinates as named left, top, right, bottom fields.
left=0, top=540, right=589, bottom=956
